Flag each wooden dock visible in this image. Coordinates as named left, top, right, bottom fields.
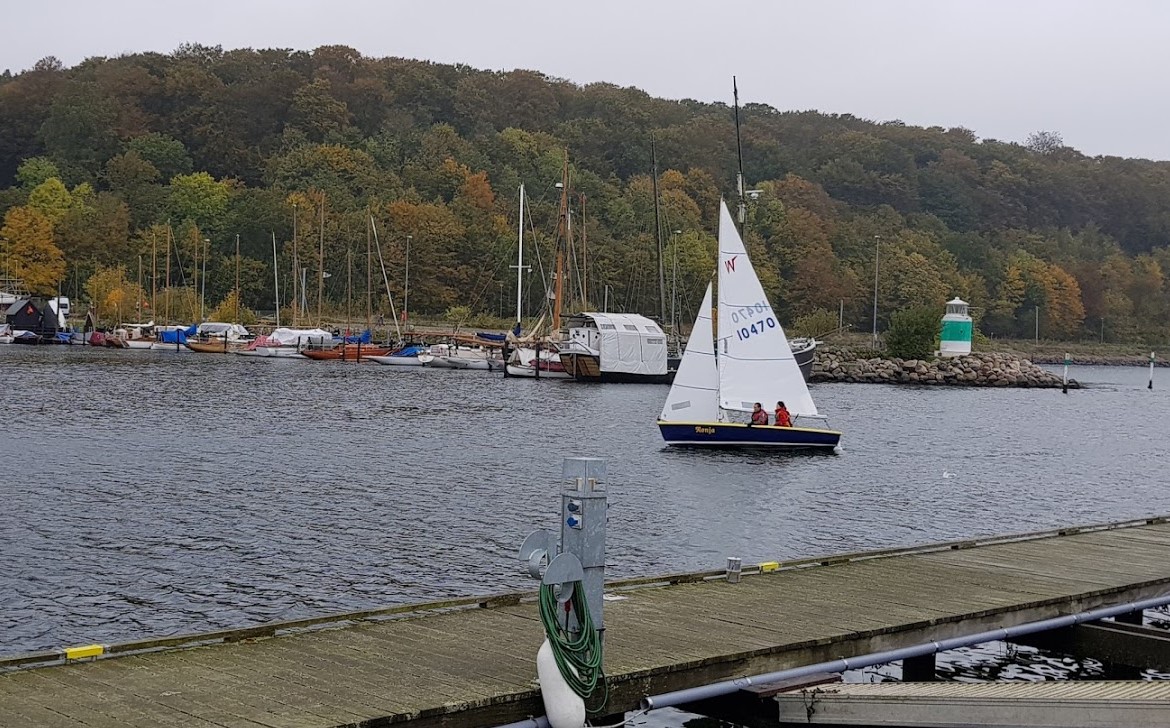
left=5, top=516, right=1170, bottom=727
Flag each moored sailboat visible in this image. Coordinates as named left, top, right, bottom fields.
left=656, top=201, right=841, bottom=450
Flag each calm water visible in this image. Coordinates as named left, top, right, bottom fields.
left=2, top=348, right=1168, bottom=660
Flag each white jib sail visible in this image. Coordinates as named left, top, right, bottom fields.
left=659, top=282, right=718, bottom=422
left=715, top=200, right=818, bottom=416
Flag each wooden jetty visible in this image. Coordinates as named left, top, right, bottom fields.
left=5, top=516, right=1170, bottom=727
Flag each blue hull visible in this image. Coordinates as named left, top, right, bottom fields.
left=658, top=421, right=841, bottom=450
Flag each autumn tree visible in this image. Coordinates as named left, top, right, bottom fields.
left=2, top=206, right=65, bottom=294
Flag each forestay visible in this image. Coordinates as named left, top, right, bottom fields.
left=715, top=201, right=818, bottom=416
left=659, top=283, right=718, bottom=422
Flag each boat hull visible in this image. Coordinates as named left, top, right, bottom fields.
left=186, top=340, right=248, bottom=353
left=367, top=355, right=423, bottom=366
left=657, top=421, right=840, bottom=450
left=505, top=363, right=573, bottom=379
left=560, top=352, right=674, bottom=384
left=301, top=344, right=393, bottom=361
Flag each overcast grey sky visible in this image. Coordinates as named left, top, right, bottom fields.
left=5, top=1, right=1168, bottom=160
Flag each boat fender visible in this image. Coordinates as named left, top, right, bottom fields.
left=537, top=639, right=585, bottom=728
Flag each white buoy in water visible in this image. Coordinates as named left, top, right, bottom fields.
left=537, top=639, right=585, bottom=728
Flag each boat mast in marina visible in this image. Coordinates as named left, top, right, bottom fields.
left=369, top=215, right=402, bottom=341
left=366, top=212, right=373, bottom=334
left=165, top=224, right=173, bottom=324
left=151, top=230, right=157, bottom=319
left=234, top=233, right=241, bottom=325
left=291, top=201, right=298, bottom=327
left=651, top=136, right=667, bottom=327
left=272, top=232, right=281, bottom=327
left=551, top=154, right=570, bottom=332
left=136, top=255, right=143, bottom=320
left=514, top=184, right=526, bottom=327
left=317, top=194, right=325, bottom=327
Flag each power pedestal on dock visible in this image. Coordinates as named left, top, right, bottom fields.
left=519, top=457, right=608, bottom=637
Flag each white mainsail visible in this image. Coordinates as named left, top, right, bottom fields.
left=659, top=282, right=718, bottom=422
left=715, top=201, right=818, bottom=416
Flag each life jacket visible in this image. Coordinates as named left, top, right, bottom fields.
left=751, top=409, right=768, bottom=425
left=775, top=408, right=792, bottom=427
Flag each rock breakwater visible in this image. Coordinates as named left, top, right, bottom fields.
left=811, top=349, right=1078, bottom=388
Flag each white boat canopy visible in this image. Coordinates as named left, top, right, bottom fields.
left=565, top=312, right=668, bottom=376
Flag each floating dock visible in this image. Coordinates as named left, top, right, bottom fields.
left=4, top=516, right=1170, bottom=727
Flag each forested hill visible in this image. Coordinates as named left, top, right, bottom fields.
left=3, top=44, right=1170, bottom=342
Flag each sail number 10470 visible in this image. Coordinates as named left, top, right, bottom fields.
left=736, top=317, right=777, bottom=340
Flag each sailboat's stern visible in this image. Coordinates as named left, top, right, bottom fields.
left=657, top=421, right=840, bottom=450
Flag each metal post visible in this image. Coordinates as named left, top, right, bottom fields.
left=404, top=235, right=411, bottom=325
left=560, top=457, right=607, bottom=636
left=871, top=235, right=880, bottom=349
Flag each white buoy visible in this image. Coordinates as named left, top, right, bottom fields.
left=537, top=639, right=585, bottom=728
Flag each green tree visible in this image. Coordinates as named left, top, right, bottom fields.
left=127, top=133, right=194, bottom=181
left=168, top=172, right=231, bottom=231
left=884, top=306, right=940, bottom=360
left=16, top=157, right=61, bottom=189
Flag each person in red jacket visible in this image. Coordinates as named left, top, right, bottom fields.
left=774, top=401, right=793, bottom=427
left=750, top=402, right=768, bottom=426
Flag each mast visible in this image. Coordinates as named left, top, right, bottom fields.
left=165, top=224, right=173, bottom=323
left=366, top=210, right=372, bottom=332
left=369, top=215, right=403, bottom=341
left=552, top=153, right=569, bottom=332
left=137, top=255, right=143, bottom=320
left=651, top=136, right=667, bottom=324
left=150, top=231, right=157, bottom=319
left=192, top=229, right=199, bottom=318
left=234, top=233, right=240, bottom=325
left=272, top=232, right=281, bottom=327
left=515, top=184, right=525, bottom=325
left=291, top=202, right=298, bottom=327
left=345, top=246, right=353, bottom=336
left=317, top=193, right=325, bottom=327
left=580, top=192, right=588, bottom=309
left=733, top=76, right=747, bottom=235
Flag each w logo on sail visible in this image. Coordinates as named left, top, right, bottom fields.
left=724, top=256, right=737, bottom=273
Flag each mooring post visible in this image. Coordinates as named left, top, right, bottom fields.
left=560, top=457, right=607, bottom=638
left=1062, top=352, right=1069, bottom=394
left=1149, top=351, right=1155, bottom=390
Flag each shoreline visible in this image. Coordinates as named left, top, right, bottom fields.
left=811, top=349, right=1080, bottom=388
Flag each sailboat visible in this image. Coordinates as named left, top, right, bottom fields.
left=657, top=201, right=841, bottom=450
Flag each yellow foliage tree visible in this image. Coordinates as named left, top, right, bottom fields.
left=1, top=206, right=65, bottom=295
left=85, top=266, right=147, bottom=325
left=207, top=288, right=257, bottom=326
